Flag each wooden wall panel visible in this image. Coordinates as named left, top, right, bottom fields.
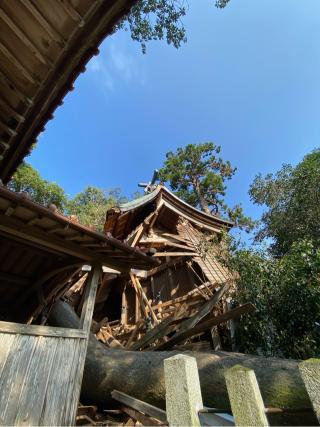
left=0, top=331, right=86, bottom=426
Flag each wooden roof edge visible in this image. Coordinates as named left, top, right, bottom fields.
left=0, top=185, right=159, bottom=266
left=115, top=185, right=234, bottom=231
left=1, top=0, right=138, bottom=183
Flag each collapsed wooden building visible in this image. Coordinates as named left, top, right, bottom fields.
left=70, top=184, right=241, bottom=353
left=1, top=1, right=317, bottom=426
left=0, top=1, right=157, bottom=425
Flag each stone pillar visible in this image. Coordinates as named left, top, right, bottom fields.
left=164, top=354, right=203, bottom=427
left=299, top=358, right=320, bottom=422
left=225, top=365, right=269, bottom=426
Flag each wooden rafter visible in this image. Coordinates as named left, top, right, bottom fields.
left=58, top=0, right=85, bottom=26
left=21, top=0, right=66, bottom=45
left=0, top=96, right=25, bottom=123
left=0, top=40, right=37, bottom=84
left=0, top=7, right=51, bottom=66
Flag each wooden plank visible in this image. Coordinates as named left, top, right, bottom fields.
left=80, top=265, right=101, bottom=333
left=21, top=0, right=66, bottom=45
left=131, top=274, right=159, bottom=325
left=145, top=257, right=185, bottom=279
left=125, top=319, right=144, bottom=349
left=0, top=8, right=51, bottom=66
left=0, top=40, right=37, bottom=84
left=111, top=390, right=167, bottom=423
left=131, top=224, right=145, bottom=247
left=61, top=340, right=87, bottom=426
left=0, top=333, right=15, bottom=379
left=151, top=293, right=204, bottom=312
left=129, top=317, right=175, bottom=351
left=121, top=284, right=128, bottom=325
left=13, top=336, right=58, bottom=426
left=155, top=303, right=255, bottom=351
left=121, top=406, right=166, bottom=426
left=140, top=237, right=194, bottom=251
left=40, top=338, right=82, bottom=425
left=153, top=252, right=197, bottom=257
left=153, top=283, right=230, bottom=350
left=131, top=273, right=148, bottom=320
left=0, top=320, right=87, bottom=339
left=161, top=232, right=189, bottom=244
left=173, top=283, right=230, bottom=333
left=0, top=334, right=38, bottom=424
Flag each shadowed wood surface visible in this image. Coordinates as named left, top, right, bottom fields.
left=0, top=331, right=86, bottom=426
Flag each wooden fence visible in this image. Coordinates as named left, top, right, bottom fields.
left=0, top=265, right=101, bottom=426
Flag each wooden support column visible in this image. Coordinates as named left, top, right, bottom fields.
left=225, top=365, right=269, bottom=426
left=80, top=265, right=101, bottom=333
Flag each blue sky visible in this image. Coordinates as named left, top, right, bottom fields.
left=29, top=0, right=320, bottom=224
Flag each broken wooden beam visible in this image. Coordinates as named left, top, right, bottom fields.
left=155, top=303, right=255, bottom=351
left=154, top=282, right=230, bottom=351
left=111, top=390, right=167, bottom=424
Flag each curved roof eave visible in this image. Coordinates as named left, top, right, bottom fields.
left=119, top=185, right=234, bottom=230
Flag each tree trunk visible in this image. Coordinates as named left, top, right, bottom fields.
left=193, top=181, right=211, bottom=215
left=49, top=301, right=316, bottom=426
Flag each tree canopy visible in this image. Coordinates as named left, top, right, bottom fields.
left=119, top=0, right=231, bottom=53
left=249, top=148, right=320, bottom=256
left=8, top=163, right=67, bottom=212
left=159, top=142, right=252, bottom=229
left=68, top=187, right=126, bottom=231
left=223, top=148, right=320, bottom=359
left=8, top=163, right=126, bottom=232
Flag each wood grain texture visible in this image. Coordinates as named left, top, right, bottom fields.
left=0, top=320, right=87, bottom=339
left=0, top=332, right=87, bottom=426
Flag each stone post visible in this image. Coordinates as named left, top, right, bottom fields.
left=225, top=365, right=269, bottom=426
left=164, top=354, right=203, bottom=427
left=299, top=358, right=320, bottom=422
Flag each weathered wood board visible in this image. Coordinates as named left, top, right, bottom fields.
left=0, top=329, right=87, bottom=426
left=0, top=265, right=101, bottom=426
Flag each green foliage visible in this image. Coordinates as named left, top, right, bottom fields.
left=8, top=163, right=127, bottom=232
left=8, top=163, right=67, bottom=211
left=118, top=0, right=230, bottom=53
left=159, top=142, right=253, bottom=230
left=67, top=187, right=126, bottom=231
left=229, top=240, right=320, bottom=359
left=249, top=149, right=320, bottom=256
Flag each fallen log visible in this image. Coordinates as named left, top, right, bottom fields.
left=49, top=301, right=316, bottom=425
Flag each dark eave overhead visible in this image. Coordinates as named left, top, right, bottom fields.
left=0, top=0, right=137, bottom=183
left=0, top=185, right=158, bottom=271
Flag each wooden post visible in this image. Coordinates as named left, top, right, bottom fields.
left=164, top=354, right=203, bottom=427
left=299, top=358, right=320, bottom=422
left=225, top=365, right=269, bottom=426
left=130, top=273, right=159, bottom=325
left=121, top=284, right=128, bottom=325
left=80, top=265, right=101, bottom=333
